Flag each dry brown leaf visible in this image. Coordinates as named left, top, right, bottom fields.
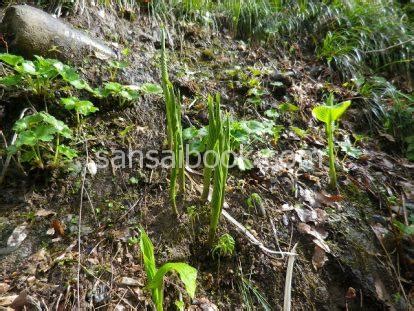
left=315, top=191, right=343, bottom=206
left=298, top=223, right=330, bottom=253
left=0, top=283, right=10, bottom=294
left=51, top=219, right=65, bottom=237
left=295, top=207, right=317, bottom=223
left=312, top=245, right=328, bottom=270
left=35, top=209, right=56, bottom=217
left=345, top=287, right=357, bottom=300
left=0, top=295, right=18, bottom=307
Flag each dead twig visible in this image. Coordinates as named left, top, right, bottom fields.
left=283, top=243, right=298, bottom=311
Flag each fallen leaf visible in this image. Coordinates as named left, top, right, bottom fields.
left=0, top=283, right=10, bottom=294
left=35, top=209, right=56, bottom=217
left=315, top=191, right=343, bottom=206
left=281, top=203, right=294, bottom=212
left=51, top=220, right=65, bottom=237
left=10, top=290, right=27, bottom=309
left=295, top=206, right=317, bottom=223
left=298, top=223, right=330, bottom=253
left=118, top=277, right=143, bottom=287
left=299, top=188, right=316, bottom=206
left=312, top=245, right=328, bottom=270
left=0, top=295, right=18, bottom=307
left=7, top=224, right=28, bottom=248
left=87, top=161, right=98, bottom=176
left=345, top=287, right=357, bottom=300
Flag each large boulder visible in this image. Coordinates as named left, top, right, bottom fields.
left=0, top=5, right=116, bottom=61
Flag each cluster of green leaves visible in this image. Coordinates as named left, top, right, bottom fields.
left=60, top=97, right=99, bottom=125
left=349, top=76, right=414, bottom=161
left=8, top=112, right=77, bottom=169
left=139, top=229, right=197, bottom=311
left=93, top=82, right=163, bottom=107
left=160, top=28, right=185, bottom=215
left=312, top=94, right=351, bottom=188
left=0, top=54, right=91, bottom=96
left=184, top=118, right=283, bottom=170
left=225, top=66, right=269, bottom=106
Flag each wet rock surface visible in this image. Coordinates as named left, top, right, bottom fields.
left=0, top=5, right=116, bottom=61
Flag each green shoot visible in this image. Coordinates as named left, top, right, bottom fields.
left=312, top=93, right=351, bottom=188
left=209, top=115, right=231, bottom=245
left=212, top=233, right=235, bottom=258
left=139, top=229, right=197, bottom=311
left=201, top=94, right=222, bottom=202
left=246, top=193, right=263, bottom=214
left=159, top=28, right=185, bottom=214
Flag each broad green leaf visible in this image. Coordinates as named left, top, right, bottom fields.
left=235, top=156, right=253, bottom=171
left=264, top=108, right=279, bottom=118
left=57, top=145, right=78, bottom=159
left=278, top=103, right=299, bottom=113
left=331, top=100, right=351, bottom=121
left=20, top=150, right=37, bottom=163
left=312, top=100, right=351, bottom=123
left=140, top=83, right=163, bottom=95
left=312, top=106, right=332, bottom=124
left=0, top=53, right=24, bottom=66
left=0, top=75, right=22, bottom=86
left=140, top=230, right=157, bottom=281
left=16, top=61, right=36, bottom=75
left=33, top=124, right=56, bottom=142
left=149, top=262, right=197, bottom=299
left=15, top=130, right=39, bottom=147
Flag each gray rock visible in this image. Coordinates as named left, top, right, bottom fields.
left=0, top=5, right=116, bottom=61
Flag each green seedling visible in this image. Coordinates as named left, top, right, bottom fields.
left=246, top=193, right=263, bottom=213
left=139, top=229, right=197, bottom=311
left=94, top=82, right=139, bottom=106
left=8, top=112, right=77, bottom=169
left=107, top=60, right=128, bottom=81
left=312, top=93, right=351, bottom=188
left=209, top=115, right=231, bottom=245
left=201, top=94, right=222, bottom=202
left=212, top=233, right=235, bottom=258
left=60, top=97, right=99, bottom=125
left=160, top=28, right=185, bottom=214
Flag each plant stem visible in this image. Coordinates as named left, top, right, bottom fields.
left=53, top=135, right=60, bottom=166
left=327, top=122, right=337, bottom=188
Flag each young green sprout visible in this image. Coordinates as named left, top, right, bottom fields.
left=209, top=115, right=231, bottom=245
left=212, top=233, right=235, bottom=258
left=139, top=229, right=197, bottom=311
left=159, top=28, right=185, bottom=214
left=60, top=97, right=98, bottom=125
left=201, top=94, right=222, bottom=202
left=312, top=93, right=351, bottom=188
